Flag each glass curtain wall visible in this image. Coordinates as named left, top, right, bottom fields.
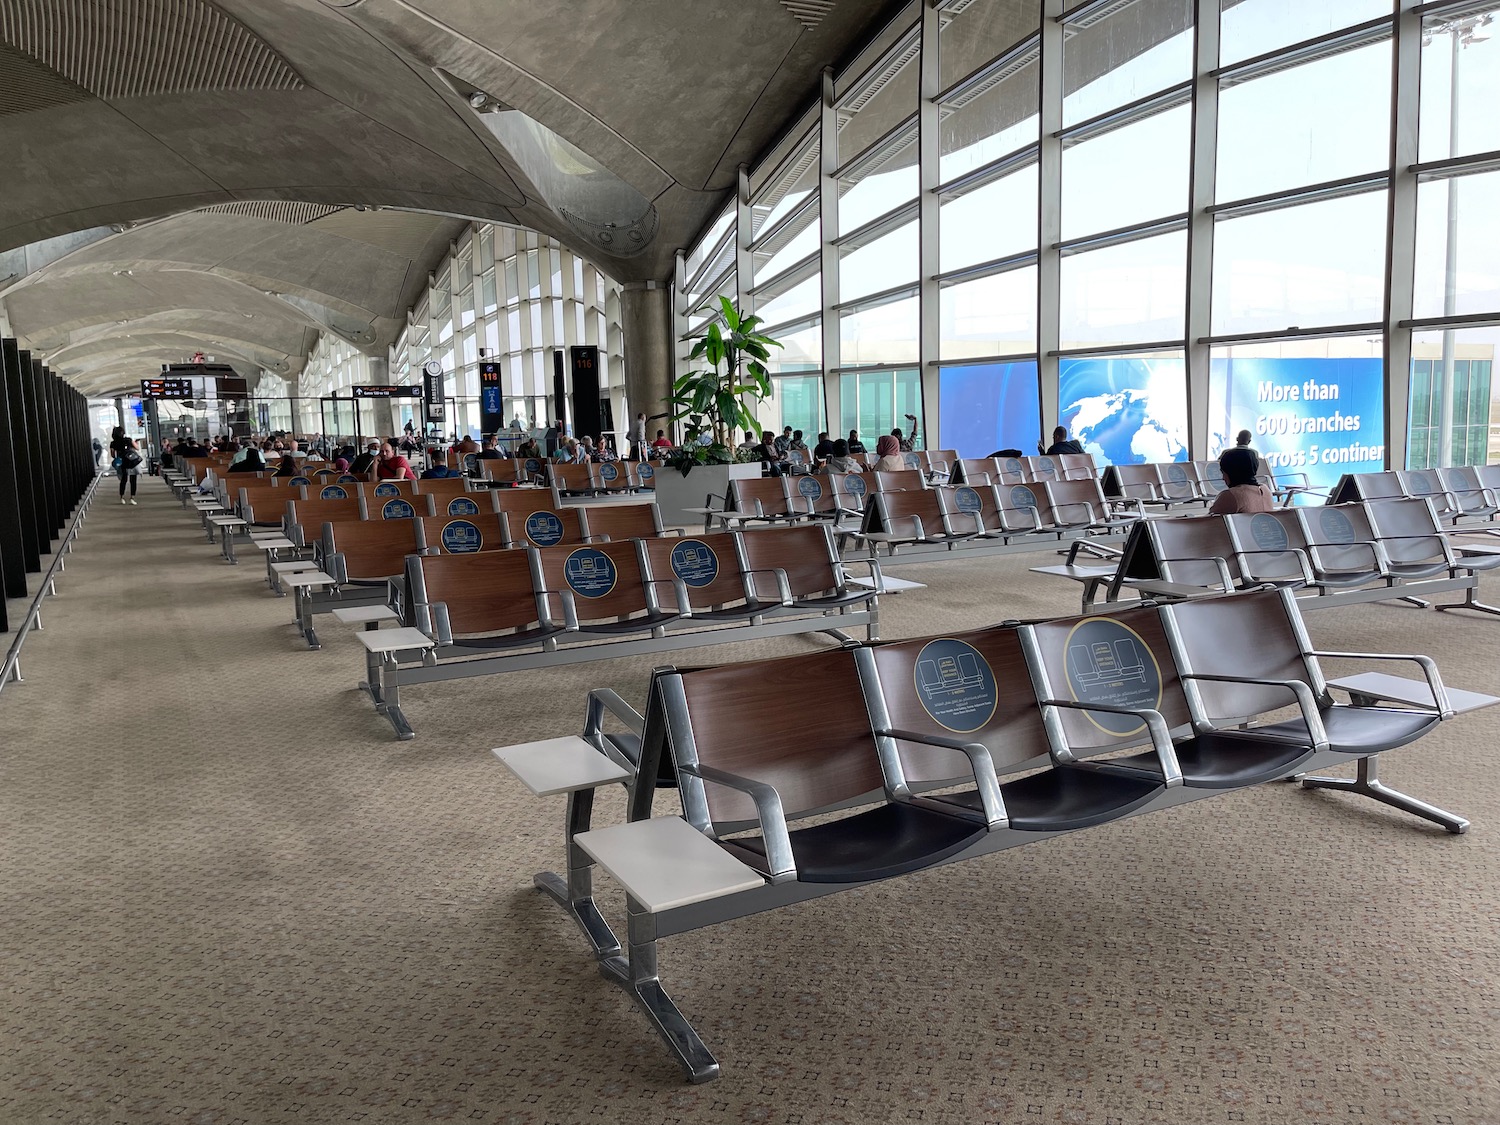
left=674, top=0, right=1500, bottom=482
left=297, top=226, right=624, bottom=447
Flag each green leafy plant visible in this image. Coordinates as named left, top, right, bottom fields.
left=669, top=298, right=781, bottom=470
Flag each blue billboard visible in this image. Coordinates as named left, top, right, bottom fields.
left=1058, top=356, right=1188, bottom=465
left=938, top=361, right=1040, bottom=458
left=1212, top=357, right=1384, bottom=494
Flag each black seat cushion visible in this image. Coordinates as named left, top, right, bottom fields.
left=1387, top=560, right=1452, bottom=579
left=724, top=801, right=985, bottom=883
left=1091, top=730, right=1315, bottom=789
left=449, top=623, right=563, bottom=651
left=944, top=764, right=1161, bottom=831
left=1252, top=705, right=1440, bottom=755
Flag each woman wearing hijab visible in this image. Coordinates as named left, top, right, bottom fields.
left=872, top=434, right=906, bottom=473
left=1208, top=448, right=1274, bottom=514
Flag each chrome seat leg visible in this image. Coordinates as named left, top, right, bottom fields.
left=1300, top=756, right=1469, bottom=834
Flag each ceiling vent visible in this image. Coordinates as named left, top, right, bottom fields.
left=0, top=40, right=88, bottom=115
left=200, top=202, right=345, bottom=224
left=0, top=0, right=304, bottom=99
left=779, top=0, right=835, bottom=30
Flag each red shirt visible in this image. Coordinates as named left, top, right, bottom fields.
left=375, top=455, right=416, bottom=481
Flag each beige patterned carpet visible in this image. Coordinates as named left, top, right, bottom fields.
left=2, top=479, right=1498, bottom=1125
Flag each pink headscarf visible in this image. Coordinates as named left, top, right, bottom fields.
left=875, top=435, right=900, bottom=458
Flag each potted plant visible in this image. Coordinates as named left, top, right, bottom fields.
left=666, top=297, right=781, bottom=476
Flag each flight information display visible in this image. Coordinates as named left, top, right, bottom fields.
left=140, top=378, right=195, bottom=399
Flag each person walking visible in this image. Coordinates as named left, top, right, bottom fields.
left=91, top=436, right=103, bottom=468
left=109, top=426, right=141, bottom=504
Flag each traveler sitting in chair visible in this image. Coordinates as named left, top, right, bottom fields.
left=1208, top=447, right=1274, bottom=515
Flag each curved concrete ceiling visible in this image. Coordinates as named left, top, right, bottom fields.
left=3, top=205, right=467, bottom=394
left=0, top=0, right=908, bottom=391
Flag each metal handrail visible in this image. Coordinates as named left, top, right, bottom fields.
left=0, top=471, right=103, bottom=695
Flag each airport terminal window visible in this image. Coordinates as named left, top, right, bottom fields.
left=1211, top=191, right=1387, bottom=337
left=667, top=0, right=1499, bottom=471
left=1060, top=230, right=1186, bottom=348
left=1058, top=350, right=1188, bottom=465
left=939, top=163, right=1037, bottom=273
left=840, top=292, right=918, bottom=368
left=1413, top=169, right=1500, bottom=321
left=839, top=219, right=918, bottom=305
left=939, top=265, right=1037, bottom=360
left=1208, top=338, right=1386, bottom=493
left=938, top=359, right=1040, bottom=457
left=1410, top=326, right=1500, bottom=467
left=1218, top=0, right=1390, bottom=66
left=1215, top=40, right=1390, bottom=203
left=1418, top=7, right=1500, bottom=165
left=839, top=368, right=921, bottom=444
left=764, top=321, right=822, bottom=375
left=773, top=374, right=826, bottom=438
left=1062, top=0, right=1193, bottom=128
left=1061, top=104, right=1189, bottom=240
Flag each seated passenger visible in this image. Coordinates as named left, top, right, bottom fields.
left=273, top=453, right=299, bottom=477
left=872, top=435, right=906, bottom=473
left=753, top=431, right=787, bottom=476
left=227, top=449, right=265, bottom=474
left=1208, top=447, right=1274, bottom=515
left=421, top=448, right=461, bottom=478
left=822, top=439, right=862, bottom=475
left=1043, top=426, right=1084, bottom=456
left=475, top=434, right=504, bottom=460
left=516, top=437, right=542, bottom=460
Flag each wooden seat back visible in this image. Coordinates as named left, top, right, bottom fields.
left=1154, top=461, right=1201, bottom=502
left=1104, top=463, right=1165, bottom=500
left=874, top=488, right=961, bottom=540
left=734, top=523, right=845, bottom=600
left=321, top=517, right=422, bottom=583
left=636, top=534, right=750, bottom=613
left=1144, top=515, right=1240, bottom=587
left=1058, top=453, right=1098, bottom=480
left=954, top=458, right=1000, bottom=486
left=1021, top=455, right=1061, bottom=483
left=1293, top=503, right=1383, bottom=573
left=862, top=625, right=1050, bottom=785
left=416, top=512, right=513, bottom=554
left=1363, top=497, right=1454, bottom=569
left=783, top=473, right=856, bottom=519
left=508, top=505, right=590, bottom=547
left=825, top=472, right=870, bottom=510
left=533, top=540, right=655, bottom=623
left=1159, top=587, right=1321, bottom=724
left=478, top=458, right=531, bottom=484
left=285, top=496, right=365, bottom=544
left=590, top=461, right=634, bottom=493
left=365, top=491, right=436, bottom=519
left=1222, top=509, right=1311, bottom=584
left=1019, top=603, right=1195, bottom=756
left=412, top=477, right=472, bottom=502
left=361, top=479, right=420, bottom=502
left=935, top=483, right=1017, bottom=533
left=1346, top=471, right=1406, bottom=501
left=670, top=647, right=885, bottom=826
left=235, top=482, right=305, bottom=524
left=1041, top=479, right=1115, bottom=528
left=577, top=503, right=664, bottom=542
left=1187, top=461, right=1228, bottom=498
left=727, top=476, right=794, bottom=518
left=407, top=549, right=541, bottom=637
left=433, top=490, right=500, bottom=517
left=549, top=462, right=598, bottom=494
left=630, top=461, right=658, bottom=490
left=914, top=449, right=959, bottom=476
left=870, top=470, right=927, bottom=492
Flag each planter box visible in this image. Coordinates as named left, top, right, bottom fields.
left=651, top=462, right=762, bottom=532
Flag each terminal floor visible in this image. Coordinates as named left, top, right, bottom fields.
left=2, top=480, right=1499, bottom=1125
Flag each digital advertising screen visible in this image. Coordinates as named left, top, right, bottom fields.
left=1211, top=356, right=1384, bottom=494
left=1057, top=355, right=1188, bottom=465
left=937, top=361, right=1040, bottom=458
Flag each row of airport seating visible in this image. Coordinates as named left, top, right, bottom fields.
left=494, top=585, right=1488, bottom=1081
left=1330, top=467, right=1500, bottom=523
left=354, top=523, right=878, bottom=738
left=1035, top=497, right=1500, bottom=614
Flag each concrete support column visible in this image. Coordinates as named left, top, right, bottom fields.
left=621, top=281, right=674, bottom=432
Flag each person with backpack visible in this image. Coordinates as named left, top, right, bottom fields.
left=109, top=426, right=142, bottom=504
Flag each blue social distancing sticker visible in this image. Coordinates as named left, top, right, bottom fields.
left=381, top=499, right=415, bottom=519
left=797, top=476, right=822, bottom=499
left=1010, top=485, right=1037, bottom=509
left=636, top=463, right=654, bottom=481
left=670, top=540, right=719, bottom=587
left=320, top=485, right=347, bottom=500
left=441, top=519, right=483, bottom=553
left=842, top=474, right=868, bottom=496
left=1249, top=513, right=1288, bottom=552
left=338, top=474, right=359, bottom=483
left=290, top=475, right=311, bottom=486
left=953, top=486, right=982, bottom=514
left=375, top=482, right=399, bottom=497
left=1004, top=458, right=1023, bottom=475
left=1035, top=458, right=1056, bottom=477
left=1060, top=619, right=1162, bottom=736
left=600, top=462, right=619, bottom=482
left=525, top=511, right=564, bottom=546
left=1320, top=508, right=1356, bottom=544
left=913, top=639, right=999, bottom=734
left=564, top=548, right=617, bottom=598
left=449, top=496, right=480, bottom=516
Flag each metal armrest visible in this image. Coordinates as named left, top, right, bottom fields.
left=1307, top=652, right=1453, bottom=718
left=584, top=689, right=646, bottom=769
left=1176, top=673, right=1330, bottom=749
left=1156, top=553, right=1235, bottom=592
left=676, top=763, right=795, bottom=882
left=1235, top=546, right=1315, bottom=585
left=1036, top=699, right=1183, bottom=785
left=642, top=575, right=695, bottom=617
left=878, top=728, right=1007, bottom=828
left=1051, top=500, right=1096, bottom=525
left=1107, top=497, right=1146, bottom=519
left=741, top=566, right=794, bottom=606
left=537, top=585, right=581, bottom=630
